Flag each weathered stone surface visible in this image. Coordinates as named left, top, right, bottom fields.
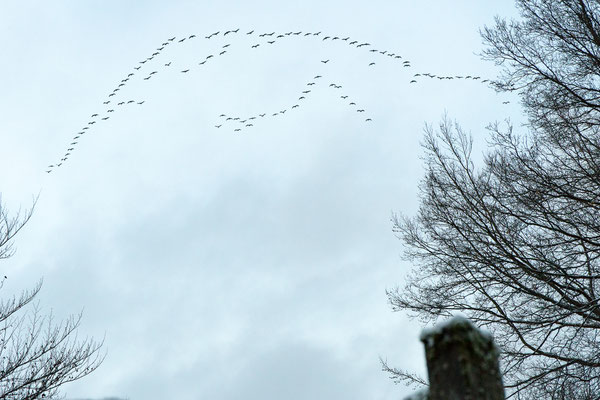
left=404, top=316, right=505, bottom=400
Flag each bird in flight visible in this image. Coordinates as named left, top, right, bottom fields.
left=369, top=62, right=375, bottom=66
left=165, top=62, right=171, bottom=66
left=91, top=113, right=98, bottom=117
left=321, top=60, right=330, bottom=63
left=181, top=69, right=190, bottom=73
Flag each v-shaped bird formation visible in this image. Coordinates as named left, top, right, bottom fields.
left=44, top=28, right=508, bottom=174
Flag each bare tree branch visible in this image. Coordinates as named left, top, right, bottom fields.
left=0, top=198, right=104, bottom=399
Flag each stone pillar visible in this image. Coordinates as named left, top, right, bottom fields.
left=404, top=316, right=505, bottom=400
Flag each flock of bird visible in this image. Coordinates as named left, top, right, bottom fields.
left=45, top=28, right=505, bottom=174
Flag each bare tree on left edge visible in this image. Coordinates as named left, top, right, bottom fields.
left=0, top=196, right=104, bottom=400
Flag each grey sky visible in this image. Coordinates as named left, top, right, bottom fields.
left=1, top=1, right=521, bottom=399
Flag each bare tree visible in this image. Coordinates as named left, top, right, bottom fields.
left=0, top=198, right=104, bottom=399
left=384, top=1, right=600, bottom=399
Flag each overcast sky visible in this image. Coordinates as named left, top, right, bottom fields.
left=0, top=1, right=522, bottom=399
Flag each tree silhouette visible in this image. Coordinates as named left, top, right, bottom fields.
left=0, top=198, right=104, bottom=400
left=384, top=1, right=600, bottom=398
